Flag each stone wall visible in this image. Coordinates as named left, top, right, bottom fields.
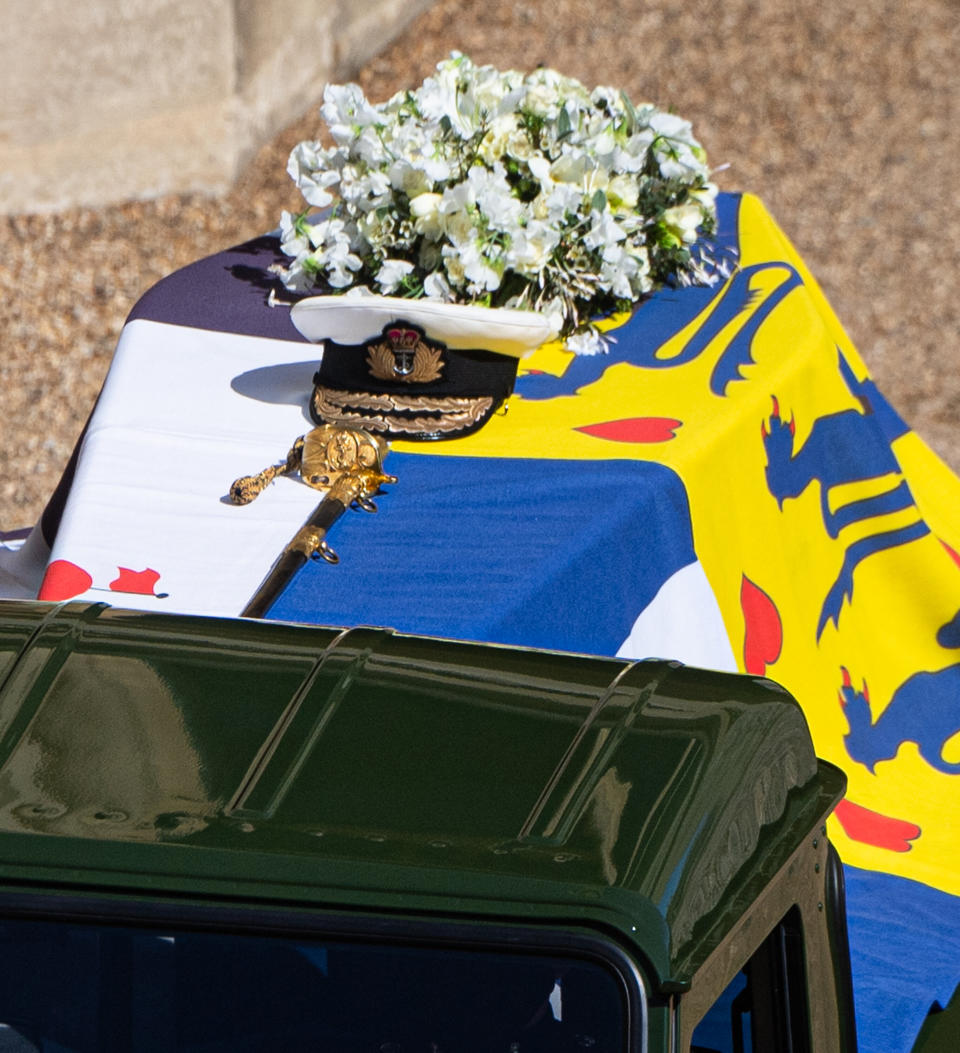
left=0, top=0, right=434, bottom=214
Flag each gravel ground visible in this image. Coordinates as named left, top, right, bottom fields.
left=1, top=0, right=958, bottom=530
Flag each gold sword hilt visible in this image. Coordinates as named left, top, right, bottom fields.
left=232, top=425, right=395, bottom=617
left=229, top=424, right=390, bottom=505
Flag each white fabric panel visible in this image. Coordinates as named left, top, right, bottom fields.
left=616, top=560, right=738, bottom=672
left=45, top=319, right=324, bottom=616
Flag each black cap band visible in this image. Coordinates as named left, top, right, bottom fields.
left=310, top=321, right=519, bottom=441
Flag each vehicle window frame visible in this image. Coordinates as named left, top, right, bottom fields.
left=0, top=888, right=651, bottom=1053
left=679, top=827, right=849, bottom=1052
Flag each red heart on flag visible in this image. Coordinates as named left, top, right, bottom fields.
left=834, top=798, right=921, bottom=852
left=38, top=559, right=93, bottom=601
left=575, top=417, right=682, bottom=442
left=740, top=575, right=783, bottom=676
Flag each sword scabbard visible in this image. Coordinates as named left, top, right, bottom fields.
left=240, top=550, right=310, bottom=619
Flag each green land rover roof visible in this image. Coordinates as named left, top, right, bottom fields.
left=0, top=599, right=843, bottom=990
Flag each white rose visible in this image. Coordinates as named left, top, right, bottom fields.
left=506, top=223, right=560, bottom=274
left=409, top=192, right=444, bottom=238
left=530, top=193, right=550, bottom=221
left=607, top=175, right=639, bottom=210
left=442, top=245, right=467, bottom=287
left=472, top=65, right=510, bottom=113
left=661, top=202, right=704, bottom=245
left=389, top=161, right=432, bottom=199
left=505, top=128, right=535, bottom=161
left=522, top=67, right=570, bottom=118
left=357, top=210, right=394, bottom=251
left=442, top=207, right=476, bottom=247
left=523, top=82, right=561, bottom=118
left=550, top=150, right=589, bottom=185
left=479, top=114, right=520, bottom=164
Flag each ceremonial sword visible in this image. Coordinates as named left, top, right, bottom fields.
left=228, top=425, right=396, bottom=619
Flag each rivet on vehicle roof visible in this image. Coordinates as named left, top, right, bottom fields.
left=429, top=840, right=449, bottom=849
left=16, top=803, right=66, bottom=820
left=94, top=810, right=128, bottom=823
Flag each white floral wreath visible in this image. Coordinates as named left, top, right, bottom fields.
left=278, top=54, right=722, bottom=355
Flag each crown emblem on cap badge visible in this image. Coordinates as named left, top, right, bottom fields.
left=366, top=322, right=445, bottom=384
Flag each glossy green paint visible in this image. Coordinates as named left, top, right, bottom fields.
left=911, top=983, right=960, bottom=1052
left=0, top=599, right=845, bottom=995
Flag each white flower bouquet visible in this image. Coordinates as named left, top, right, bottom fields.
left=278, top=54, right=720, bottom=355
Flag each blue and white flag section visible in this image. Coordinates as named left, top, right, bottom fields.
left=268, top=452, right=735, bottom=671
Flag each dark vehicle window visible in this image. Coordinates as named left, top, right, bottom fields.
left=0, top=916, right=628, bottom=1052
left=691, top=908, right=810, bottom=1053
